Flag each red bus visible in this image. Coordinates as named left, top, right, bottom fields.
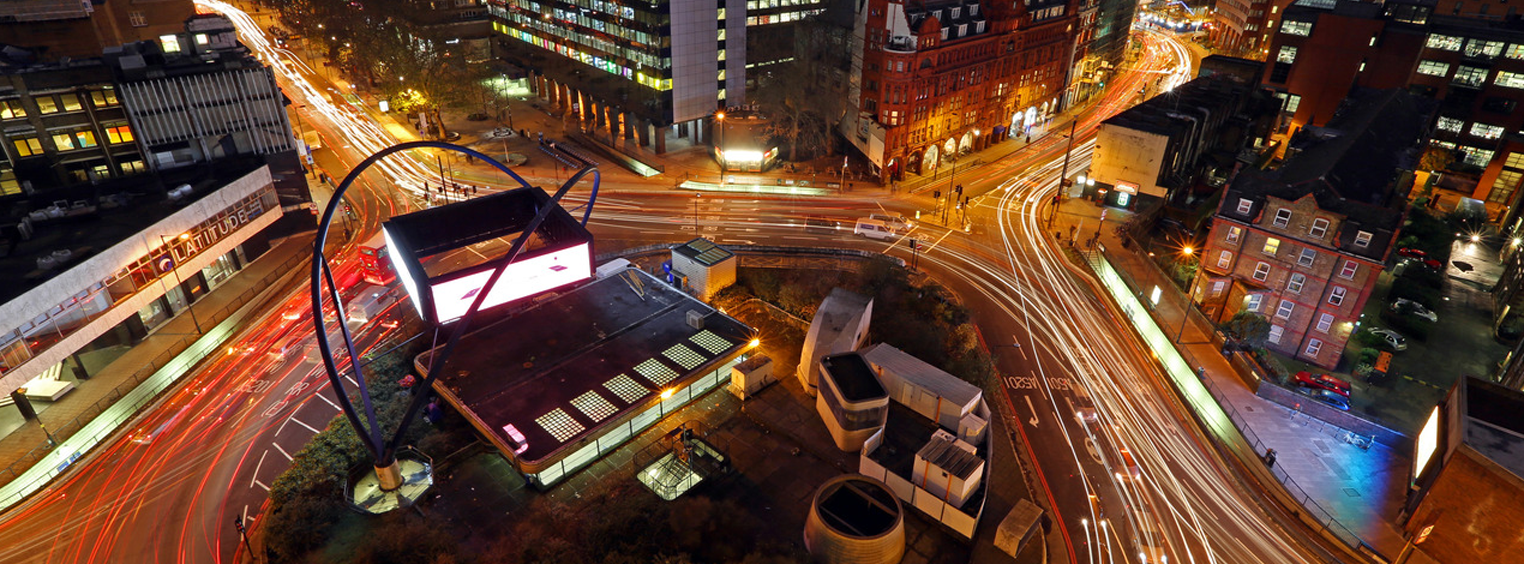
left=357, top=231, right=397, bottom=286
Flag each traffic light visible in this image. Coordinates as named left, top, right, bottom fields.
left=934, top=190, right=941, bottom=200
left=907, top=238, right=918, bottom=249
left=956, top=184, right=964, bottom=194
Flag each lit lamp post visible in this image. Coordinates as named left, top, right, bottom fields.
left=1175, top=245, right=1196, bottom=343
left=715, top=112, right=726, bottom=187
left=158, top=233, right=203, bottom=334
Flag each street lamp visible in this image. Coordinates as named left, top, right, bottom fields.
left=715, top=112, right=726, bottom=186
left=158, top=233, right=203, bottom=334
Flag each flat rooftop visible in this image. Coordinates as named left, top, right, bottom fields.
left=821, top=353, right=886, bottom=402
left=421, top=267, right=756, bottom=464
left=0, top=156, right=267, bottom=305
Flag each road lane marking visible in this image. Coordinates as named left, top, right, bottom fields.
left=251, top=450, right=268, bottom=488
left=289, top=416, right=320, bottom=434
left=315, top=391, right=341, bottom=411
left=273, top=442, right=293, bottom=461
left=1025, top=396, right=1040, bottom=427
left=251, top=480, right=269, bottom=491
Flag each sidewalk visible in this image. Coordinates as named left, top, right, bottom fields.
left=1049, top=196, right=1410, bottom=560
left=0, top=220, right=318, bottom=511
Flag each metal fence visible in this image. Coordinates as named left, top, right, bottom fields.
left=0, top=249, right=309, bottom=496
left=1078, top=243, right=1372, bottom=554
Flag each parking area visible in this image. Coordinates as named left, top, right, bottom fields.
left=1278, top=240, right=1512, bottom=434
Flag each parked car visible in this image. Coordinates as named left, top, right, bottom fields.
left=1389, top=298, right=1438, bottom=323
left=1421, top=258, right=1444, bottom=271
left=1397, top=248, right=1428, bottom=259
left=1366, top=327, right=1408, bottom=351
left=1306, top=388, right=1351, bottom=411
left=1293, top=371, right=1352, bottom=397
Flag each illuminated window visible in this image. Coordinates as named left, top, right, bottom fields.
left=1416, top=60, right=1450, bottom=77
left=534, top=408, right=585, bottom=442
left=58, top=94, right=81, bottom=112
left=1245, top=294, right=1264, bottom=312
left=73, top=130, right=97, bottom=148
left=1263, top=237, right=1280, bottom=256
left=195, top=33, right=209, bottom=46
left=105, top=124, right=134, bottom=144
left=12, top=136, right=42, bottom=157
left=1497, top=71, right=1524, bottom=89
left=1288, top=273, right=1306, bottom=293
left=1472, top=123, right=1505, bottom=139
left=1437, top=117, right=1463, bottom=133
left=1253, top=262, right=1271, bottom=281
left=1217, top=250, right=1232, bottom=269
left=570, top=391, right=618, bottom=422
left=1509, top=44, right=1524, bottom=59
left=1328, top=285, right=1347, bottom=305
left=52, top=132, right=75, bottom=151
left=1427, top=33, right=1463, bottom=51
left=36, top=96, right=58, bottom=114
left=1355, top=231, right=1372, bottom=247
left=634, top=358, right=678, bottom=386
left=159, top=34, right=181, bottom=53
left=91, top=88, right=118, bottom=107
left=1465, top=39, right=1505, bottom=58
left=1276, top=45, right=1298, bottom=64
left=1454, top=66, right=1488, bottom=87
left=1237, top=198, right=1253, bottom=214
left=662, top=343, right=706, bottom=370
left=0, top=99, right=26, bottom=119
left=1281, top=20, right=1311, bottom=35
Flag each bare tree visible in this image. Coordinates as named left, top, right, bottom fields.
left=755, top=61, right=842, bottom=162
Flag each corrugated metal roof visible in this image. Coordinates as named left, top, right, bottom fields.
left=917, top=431, right=983, bottom=479
left=862, top=343, right=981, bottom=407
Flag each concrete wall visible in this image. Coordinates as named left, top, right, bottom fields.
left=1255, top=380, right=1409, bottom=450
left=1094, top=123, right=1169, bottom=198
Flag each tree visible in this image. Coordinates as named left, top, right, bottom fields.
left=1419, top=145, right=1458, bottom=172
left=754, top=62, right=843, bottom=161
left=1222, top=310, right=1271, bottom=349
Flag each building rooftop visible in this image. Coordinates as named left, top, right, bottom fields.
left=0, top=156, right=268, bottom=305
left=1219, top=88, right=1426, bottom=259
left=1459, top=377, right=1524, bottom=478
left=420, top=266, right=756, bottom=464
left=1101, top=75, right=1252, bottom=138
left=861, top=343, right=981, bottom=407
left=814, top=287, right=872, bottom=340
left=673, top=238, right=734, bottom=267
left=917, top=430, right=982, bottom=479
left=821, top=352, right=886, bottom=402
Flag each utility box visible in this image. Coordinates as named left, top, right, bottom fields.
left=670, top=238, right=736, bottom=301
left=729, top=355, right=775, bottom=399
left=994, top=498, right=1046, bottom=559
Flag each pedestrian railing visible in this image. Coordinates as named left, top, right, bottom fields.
left=1078, top=244, right=1372, bottom=554
left=0, top=249, right=309, bottom=506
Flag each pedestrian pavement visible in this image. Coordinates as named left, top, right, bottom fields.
left=1048, top=196, right=1411, bottom=560
left=0, top=225, right=320, bottom=510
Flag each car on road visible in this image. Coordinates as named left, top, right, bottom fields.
left=1366, top=326, right=1408, bottom=351
left=1389, top=298, right=1438, bottom=323
left=869, top=213, right=913, bottom=233
left=853, top=218, right=895, bottom=240
left=1293, top=371, right=1352, bottom=397
left=1306, top=388, right=1351, bottom=411
left=1421, top=258, right=1444, bottom=271
left=1117, top=447, right=1142, bottom=481
left=1397, top=248, right=1428, bottom=259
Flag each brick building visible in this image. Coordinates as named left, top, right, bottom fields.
left=1191, top=89, right=1426, bottom=369
left=1261, top=0, right=1524, bottom=225
left=1210, top=0, right=1297, bottom=55
left=0, top=0, right=197, bottom=61
left=1402, top=377, right=1524, bottom=563
left=841, top=0, right=1074, bottom=182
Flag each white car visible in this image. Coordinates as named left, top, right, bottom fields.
left=869, top=213, right=913, bottom=233
left=1367, top=327, right=1408, bottom=351
left=1389, top=298, right=1438, bottom=323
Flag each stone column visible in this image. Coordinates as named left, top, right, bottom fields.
left=636, top=117, right=650, bottom=147
left=655, top=123, right=667, bottom=154
left=624, top=112, right=637, bottom=142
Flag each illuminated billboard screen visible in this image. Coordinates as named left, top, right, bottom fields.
left=1414, top=407, right=1441, bottom=480
left=429, top=242, right=592, bottom=324
left=381, top=186, right=596, bottom=326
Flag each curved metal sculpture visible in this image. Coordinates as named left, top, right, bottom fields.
left=310, top=141, right=599, bottom=502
